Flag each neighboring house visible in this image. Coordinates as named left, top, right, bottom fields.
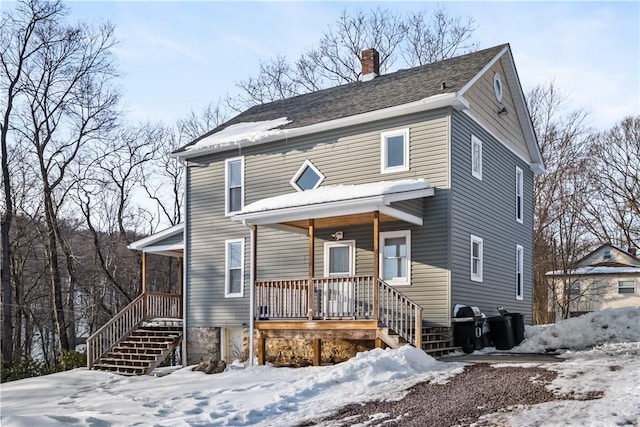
left=547, top=244, right=640, bottom=319
left=87, top=43, right=544, bottom=373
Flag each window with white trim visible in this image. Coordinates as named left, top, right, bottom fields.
left=291, top=159, right=325, bottom=191
left=380, top=128, right=410, bottom=173
left=380, top=230, right=411, bottom=285
left=225, top=157, right=244, bottom=215
left=515, top=244, right=524, bottom=300
left=618, top=280, right=636, bottom=294
left=471, top=135, right=482, bottom=180
left=516, top=166, right=523, bottom=223
left=470, top=235, right=483, bottom=282
left=569, top=281, right=581, bottom=297
left=225, top=239, right=244, bottom=297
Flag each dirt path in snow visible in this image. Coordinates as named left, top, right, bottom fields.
left=300, top=363, right=602, bottom=427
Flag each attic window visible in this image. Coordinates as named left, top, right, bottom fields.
left=493, top=73, right=503, bottom=102
left=603, top=249, right=612, bottom=260
left=291, top=159, right=325, bottom=191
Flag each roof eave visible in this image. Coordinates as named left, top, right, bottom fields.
left=128, top=223, right=184, bottom=251
left=231, top=187, right=434, bottom=227
left=170, top=93, right=469, bottom=161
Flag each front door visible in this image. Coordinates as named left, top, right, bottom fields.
left=323, top=241, right=355, bottom=317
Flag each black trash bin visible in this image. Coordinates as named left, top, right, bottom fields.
left=487, top=315, right=515, bottom=350
left=452, top=305, right=484, bottom=353
left=509, top=312, right=525, bottom=345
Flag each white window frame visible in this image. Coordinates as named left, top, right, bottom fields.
left=471, top=135, right=482, bottom=180
left=225, top=156, right=244, bottom=216
left=323, top=240, right=356, bottom=277
left=470, top=234, right=483, bottom=282
left=290, top=159, right=325, bottom=192
left=493, top=73, right=504, bottom=102
left=515, top=244, right=524, bottom=300
left=225, top=238, right=244, bottom=298
left=516, top=166, right=524, bottom=224
left=380, top=128, right=410, bottom=174
left=618, top=280, right=636, bottom=294
left=379, top=230, right=411, bottom=286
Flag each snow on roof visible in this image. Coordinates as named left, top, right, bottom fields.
left=545, top=266, right=640, bottom=276
left=186, top=117, right=291, bottom=152
left=237, top=179, right=429, bottom=214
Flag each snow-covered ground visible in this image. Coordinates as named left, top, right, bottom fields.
left=1, top=307, right=638, bottom=427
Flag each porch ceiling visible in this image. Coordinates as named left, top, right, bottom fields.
left=284, top=212, right=398, bottom=230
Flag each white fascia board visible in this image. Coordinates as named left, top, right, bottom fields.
left=458, top=45, right=509, bottom=96
left=140, top=243, right=184, bottom=256
left=379, top=206, right=423, bottom=226
left=128, top=223, right=184, bottom=251
left=232, top=195, right=388, bottom=225
left=171, top=93, right=469, bottom=161
left=383, top=187, right=434, bottom=203
left=458, top=45, right=545, bottom=175
left=232, top=188, right=432, bottom=227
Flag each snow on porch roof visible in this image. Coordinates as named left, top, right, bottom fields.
left=545, top=266, right=640, bottom=276
left=231, top=179, right=433, bottom=227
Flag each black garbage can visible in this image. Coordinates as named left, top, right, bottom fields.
left=487, top=315, right=515, bottom=350
left=453, top=306, right=483, bottom=353
left=509, top=313, right=525, bottom=345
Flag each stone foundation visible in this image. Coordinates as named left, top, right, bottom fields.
left=260, top=337, right=375, bottom=366
left=186, top=327, right=221, bottom=365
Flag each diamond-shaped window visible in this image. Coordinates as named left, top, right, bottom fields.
left=290, top=159, right=325, bottom=191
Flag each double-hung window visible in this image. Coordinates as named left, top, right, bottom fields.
left=515, top=244, right=523, bottom=300
left=618, top=280, right=636, bottom=294
left=380, top=129, right=410, bottom=173
left=225, top=157, right=244, bottom=215
left=470, top=235, right=483, bottom=282
left=380, top=230, right=411, bottom=285
left=225, top=239, right=244, bottom=297
left=516, top=166, right=524, bottom=223
left=471, top=135, right=482, bottom=180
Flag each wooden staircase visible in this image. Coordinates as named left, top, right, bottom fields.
left=421, top=326, right=459, bottom=357
left=87, top=292, right=182, bottom=376
left=92, top=321, right=182, bottom=376
left=377, top=325, right=458, bottom=357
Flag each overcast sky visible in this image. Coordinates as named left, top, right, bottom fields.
left=55, top=1, right=640, bottom=131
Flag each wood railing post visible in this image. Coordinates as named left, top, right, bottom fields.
left=373, top=211, right=380, bottom=319
left=308, top=219, right=315, bottom=320
left=415, top=307, right=422, bottom=349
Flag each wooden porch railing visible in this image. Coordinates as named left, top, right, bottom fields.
left=378, top=279, right=422, bottom=348
left=86, top=292, right=182, bottom=369
left=255, top=276, right=374, bottom=320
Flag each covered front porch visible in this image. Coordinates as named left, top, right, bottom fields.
left=233, top=180, right=435, bottom=363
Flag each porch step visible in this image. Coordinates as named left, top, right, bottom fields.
left=376, top=328, right=405, bottom=349
left=424, top=346, right=462, bottom=358
left=91, top=323, right=182, bottom=376
left=421, top=326, right=457, bottom=358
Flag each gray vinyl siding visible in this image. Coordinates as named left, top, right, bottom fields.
left=449, top=110, right=534, bottom=323
left=186, top=110, right=452, bottom=326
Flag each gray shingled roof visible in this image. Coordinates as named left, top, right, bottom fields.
left=177, top=44, right=508, bottom=152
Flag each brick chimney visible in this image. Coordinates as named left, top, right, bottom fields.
left=361, top=48, right=380, bottom=81
left=629, top=247, right=637, bottom=257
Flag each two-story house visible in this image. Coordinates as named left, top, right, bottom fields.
left=547, top=244, right=640, bottom=319
left=87, top=43, right=544, bottom=374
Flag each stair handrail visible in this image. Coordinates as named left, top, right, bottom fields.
left=86, top=292, right=182, bottom=369
left=377, top=279, right=423, bottom=349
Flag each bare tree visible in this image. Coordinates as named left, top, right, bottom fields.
left=528, top=82, right=596, bottom=322
left=585, top=116, right=640, bottom=249
left=229, top=7, right=477, bottom=110
left=0, top=0, right=65, bottom=364
left=4, top=0, right=119, bottom=353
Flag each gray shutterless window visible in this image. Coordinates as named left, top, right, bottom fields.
left=225, top=239, right=244, bottom=297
